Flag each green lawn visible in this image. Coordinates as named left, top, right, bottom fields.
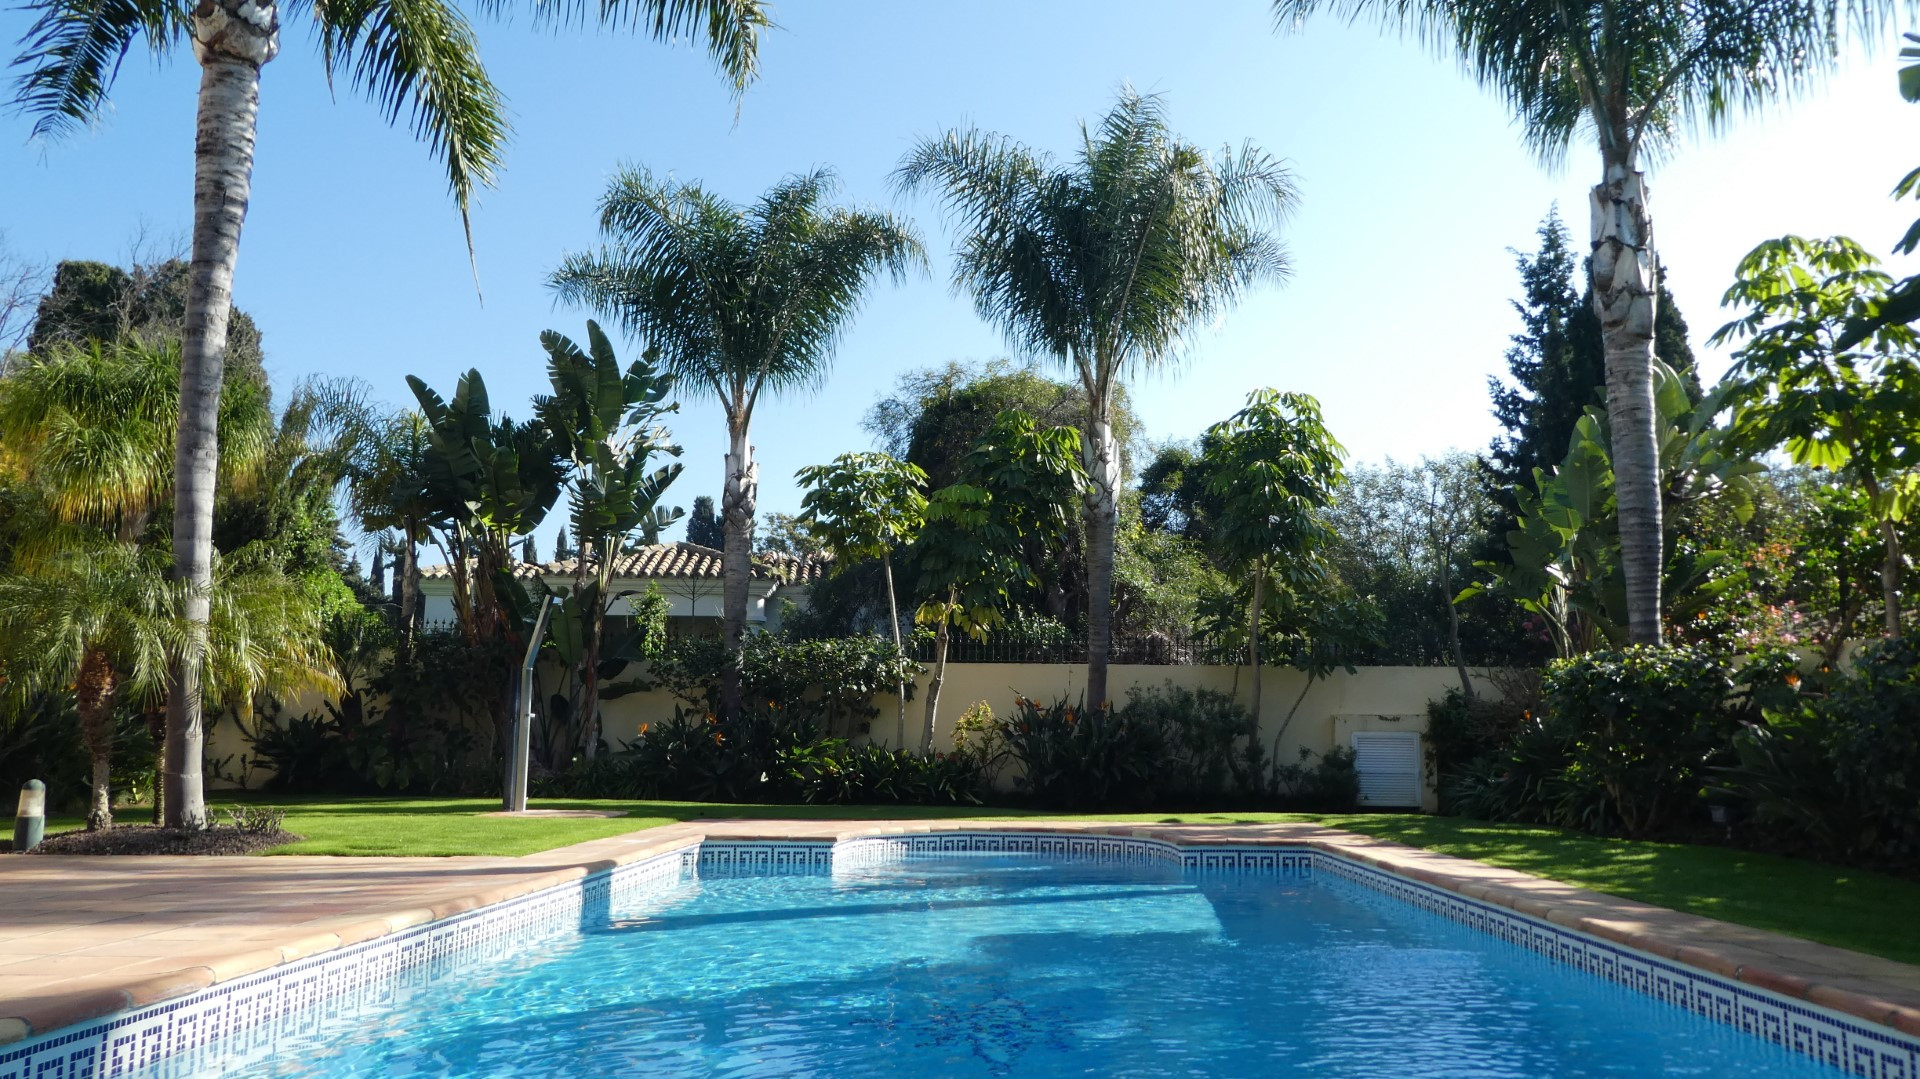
left=12, top=797, right=1918, bottom=965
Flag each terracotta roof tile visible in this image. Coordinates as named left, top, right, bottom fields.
left=419, top=542, right=829, bottom=584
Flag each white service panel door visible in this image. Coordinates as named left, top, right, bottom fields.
left=1350, top=730, right=1422, bottom=807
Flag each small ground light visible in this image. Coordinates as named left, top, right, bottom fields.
left=13, top=779, right=45, bottom=853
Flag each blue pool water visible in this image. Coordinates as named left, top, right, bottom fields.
left=187, top=855, right=1844, bottom=1078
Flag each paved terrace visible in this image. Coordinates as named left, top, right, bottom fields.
left=2, top=820, right=1918, bottom=1045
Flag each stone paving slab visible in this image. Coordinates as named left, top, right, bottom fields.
left=0, top=819, right=1916, bottom=1047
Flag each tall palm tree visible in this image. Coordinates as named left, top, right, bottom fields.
left=1272, top=0, right=1911, bottom=646
left=10, top=0, right=768, bottom=829
left=552, top=167, right=923, bottom=717
left=896, top=89, right=1297, bottom=710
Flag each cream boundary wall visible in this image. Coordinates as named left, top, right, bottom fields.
left=597, top=663, right=1484, bottom=810
left=212, top=664, right=1491, bottom=810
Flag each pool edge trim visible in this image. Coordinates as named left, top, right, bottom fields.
left=3, top=821, right=1916, bottom=1071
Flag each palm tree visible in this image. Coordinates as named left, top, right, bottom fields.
left=0, top=337, right=271, bottom=553
left=1272, top=0, right=1910, bottom=646
left=896, top=89, right=1297, bottom=710
left=551, top=167, right=923, bottom=717
left=0, top=544, right=171, bottom=831
left=10, top=0, right=768, bottom=830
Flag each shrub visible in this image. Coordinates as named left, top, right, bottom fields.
left=1118, top=684, right=1250, bottom=801
left=1718, top=638, right=1920, bottom=866
left=1000, top=699, right=1166, bottom=809
left=777, top=741, right=983, bottom=805
left=1270, top=746, right=1360, bottom=810
left=1425, top=687, right=1530, bottom=804
left=649, top=633, right=919, bottom=736
left=1540, top=646, right=1735, bottom=836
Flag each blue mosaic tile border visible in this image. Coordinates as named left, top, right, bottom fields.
left=1312, top=852, right=1920, bottom=1079
left=696, top=841, right=834, bottom=875
left=832, top=832, right=1314, bottom=875
left=5, top=830, right=1915, bottom=1079
left=0, top=842, right=697, bottom=1079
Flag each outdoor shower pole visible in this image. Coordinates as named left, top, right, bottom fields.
left=506, top=595, right=554, bottom=813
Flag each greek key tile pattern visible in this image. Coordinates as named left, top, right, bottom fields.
left=0, top=843, right=697, bottom=1079
left=695, top=842, right=834, bottom=875
left=5, top=831, right=1916, bottom=1079
left=1311, top=853, right=1920, bottom=1079
left=831, top=832, right=1314, bottom=876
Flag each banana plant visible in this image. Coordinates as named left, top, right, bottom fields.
left=407, top=368, right=562, bottom=647
left=1463, top=361, right=1761, bottom=656
left=534, top=322, right=683, bottom=756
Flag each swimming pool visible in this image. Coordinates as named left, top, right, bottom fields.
left=76, top=839, right=1887, bottom=1078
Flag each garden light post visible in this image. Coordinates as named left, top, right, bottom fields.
left=13, top=780, right=45, bottom=852
left=505, top=596, right=553, bottom=813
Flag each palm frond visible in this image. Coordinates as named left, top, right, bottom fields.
left=7, top=0, right=183, bottom=140
left=552, top=165, right=924, bottom=421
left=515, top=0, right=768, bottom=95
left=898, top=89, right=1295, bottom=389
left=1273, top=0, right=1917, bottom=165
left=310, top=0, right=510, bottom=271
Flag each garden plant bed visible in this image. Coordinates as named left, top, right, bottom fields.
left=29, top=825, right=300, bottom=857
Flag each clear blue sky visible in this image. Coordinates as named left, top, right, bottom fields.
left=4, top=1, right=1915, bottom=555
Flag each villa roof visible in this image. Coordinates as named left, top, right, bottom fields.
left=419, top=542, right=829, bottom=584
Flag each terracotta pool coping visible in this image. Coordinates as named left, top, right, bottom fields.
left=1, top=819, right=1917, bottom=1047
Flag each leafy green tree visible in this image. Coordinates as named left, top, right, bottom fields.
left=910, top=411, right=1084, bottom=749
left=1714, top=235, right=1920, bottom=636
left=1328, top=455, right=1501, bottom=684
left=1137, top=442, right=1213, bottom=540
left=10, top=0, right=766, bottom=830
left=796, top=451, right=929, bottom=746
left=684, top=496, right=724, bottom=549
left=1278, top=0, right=1905, bottom=650
left=552, top=167, right=922, bottom=718
left=897, top=88, right=1296, bottom=710
left=26, top=258, right=265, bottom=382
left=535, top=319, right=683, bottom=752
left=754, top=512, right=822, bottom=557
left=1487, top=211, right=1698, bottom=507
left=864, top=360, right=1146, bottom=624
left=1200, top=390, right=1345, bottom=735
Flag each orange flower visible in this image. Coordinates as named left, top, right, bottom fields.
left=639, top=723, right=651, bottom=736
left=712, top=732, right=726, bottom=745
left=705, top=713, right=718, bottom=725
left=1785, top=673, right=1801, bottom=687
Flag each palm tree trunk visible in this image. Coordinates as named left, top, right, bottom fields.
left=882, top=549, right=906, bottom=748
left=719, top=418, right=758, bottom=719
left=1247, top=570, right=1263, bottom=743
left=75, top=648, right=117, bottom=832
left=397, top=531, right=419, bottom=659
left=1082, top=396, right=1120, bottom=709
left=166, top=6, right=277, bottom=830
left=1436, top=541, right=1475, bottom=700
left=921, top=594, right=953, bottom=753
left=1589, top=154, right=1664, bottom=648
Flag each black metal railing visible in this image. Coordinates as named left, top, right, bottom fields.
left=908, top=632, right=1246, bottom=666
